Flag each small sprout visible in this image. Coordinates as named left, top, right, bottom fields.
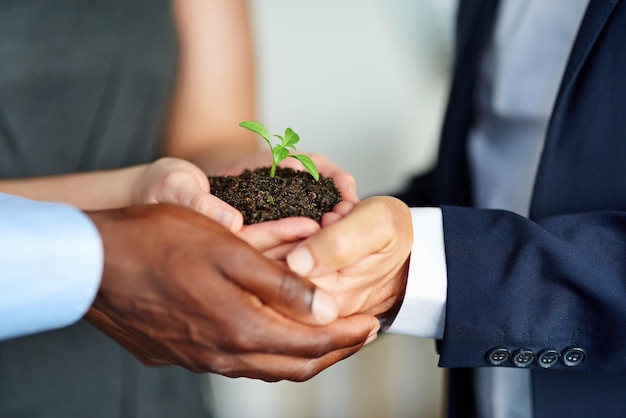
left=239, top=121, right=320, bottom=181
left=266, top=196, right=276, bottom=205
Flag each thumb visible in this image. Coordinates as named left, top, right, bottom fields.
left=286, top=197, right=407, bottom=277
left=156, top=168, right=243, bottom=232
left=188, top=193, right=244, bottom=232
left=220, top=239, right=341, bottom=326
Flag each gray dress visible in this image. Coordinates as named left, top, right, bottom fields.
left=0, top=1, right=212, bottom=416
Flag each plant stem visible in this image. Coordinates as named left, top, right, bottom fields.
left=270, top=163, right=276, bottom=178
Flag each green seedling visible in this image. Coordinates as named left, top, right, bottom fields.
left=239, top=121, right=319, bottom=181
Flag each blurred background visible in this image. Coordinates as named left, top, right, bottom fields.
left=207, top=0, right=456, bottom=417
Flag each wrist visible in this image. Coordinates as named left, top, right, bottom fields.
left=378, top=256, right=410, bottom=330
left=126, top=164, right=152, bottom=206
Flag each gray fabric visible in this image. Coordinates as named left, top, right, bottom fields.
left=0, top=322, right=212, bottom=418
left=0, top=0, right=173, bottom=177
left=0, top=1, right=212, bottom=416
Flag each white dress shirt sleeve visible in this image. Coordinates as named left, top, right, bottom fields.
left=0, top=193, right=103, bottom=341
left=386, top=207, right=447, bottom=339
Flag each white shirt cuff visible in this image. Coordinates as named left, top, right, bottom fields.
left=386, top=207, right=447, bottom=339
left=0, top=193, right=103, bottom=341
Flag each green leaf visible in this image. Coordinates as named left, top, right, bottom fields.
left=290, top=154, right=319, bottom=181
left=273, top=134, right=286, bottom=147
left=238, top=121, right=318, bottom=181
left=284, top=128, right=300, bottom=150
left=239, top=121, right=271, bottom=146
left=273, top=147, right=290, bottom=165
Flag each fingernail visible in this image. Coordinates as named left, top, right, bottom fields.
left=364, top=329, right=379, bottom=345
left=311, top=290, right=339, bottom=324
left=287, top=247, right=315, bottom=276
left=211, top=209, right=236, bottom=230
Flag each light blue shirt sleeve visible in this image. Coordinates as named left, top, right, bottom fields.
left=0, top=193, right=103, bottom=341
left=386, top=207, right=447, bottom=339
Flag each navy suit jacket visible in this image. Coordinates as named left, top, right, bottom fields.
left=397, top=0, right=626, bottom=416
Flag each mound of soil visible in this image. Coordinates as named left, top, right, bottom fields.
left=209, top=166, right=341, bottom=224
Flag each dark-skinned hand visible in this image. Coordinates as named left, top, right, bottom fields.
left=84, top=203, right=379, bottom=382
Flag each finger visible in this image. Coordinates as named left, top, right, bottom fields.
left=221, top=312, right=380, bottom=367
left=170, top=157, right=212, bottom=193
left=222, top=340, right=366, bottom=382
left=189, top=193, right=244, bottom=232
left=286, top=196, right=409, bottom=277
left=154, top=169, right=244, bottom=232
left=281, top=153, right=359, bottom=203
left=258, top=313, right=380, bottom=358
left=238, top=217, right=319, bottom=252
left=321, top=211, right=342, bottom=227
left=262, top=241, right=300, bottom=261
left=331, top=200, right=356, bottom=216
left=221, top=244, right=340, bottom=325
left=156, top=159, right=211, bottom=196
left=321, top=200, right=356, bottom=227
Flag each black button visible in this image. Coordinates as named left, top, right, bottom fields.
left=512, top=349, right=535, bottom=367
left=562, top=347, right=585, bottom=367
left=487, top=348, right=511, bottom=366
left=537, top=349, right=560, bottom=369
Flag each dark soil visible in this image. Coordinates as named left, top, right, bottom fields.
left=209, top=167, right=342, bottom=224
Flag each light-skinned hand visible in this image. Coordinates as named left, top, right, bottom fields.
left=285, top=196, right=413, bottom=322
left=132, top=157, right=244, bottom=231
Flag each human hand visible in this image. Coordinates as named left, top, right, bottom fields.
left=285, top=196, right=413, bottom=322
left=84, top=204, right=379, bottom=381
left=238, top=216, right=322, bottom=261
left=132, top=157, right=243, bottom=231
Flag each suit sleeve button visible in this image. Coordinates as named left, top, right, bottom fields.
left=562, top=347, right=585, bottom=367
left=512, top=349, right=535, bottom=368
left=487, top=348, right=511, bottom=365
left=537, top=349, right=560, bottom=368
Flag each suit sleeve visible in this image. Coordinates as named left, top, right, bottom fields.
left=0, top=193, right=103, bottom=341
left=438, top=205, right=626, bottom=372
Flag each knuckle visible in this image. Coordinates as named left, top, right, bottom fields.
left=295, top=329, right=334, bottom=359
left=288, top=361, right=320, bottom=382
left=203, top=354, right=232, bottom=375
left=327, top=231, right=351, bottom=259
left=367, top=197, right=408, bottom=235
left=342, top=172, right=356, bottom=185
left=160, top=170, right=187, bottom=191
left=219, top=331, right=253, bottom=353
left=188, top=194, right=208, bottom=213
left=278, top=271, right=312, bottom=308
left=379, top=196, right=409, bottom=219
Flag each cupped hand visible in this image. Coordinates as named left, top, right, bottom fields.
left=84, top=204, right=379, bottom=381
left=286, top=196, right=413, bottom=321
left=132, top=157, right=243, bottom=232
